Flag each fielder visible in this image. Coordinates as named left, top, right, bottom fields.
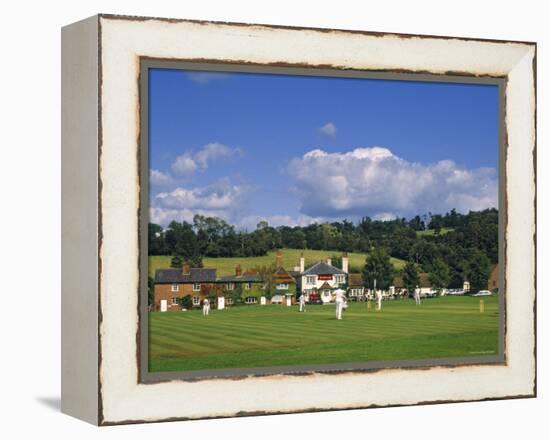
left=376, top=289, right=382, bottom=310
left=202, top=298, right=210, bottom=316
left=334, top=288, right=346, bottom=320
left=414, top=285, right=421, bottom=305
left=299, top=293, right=306, bottom=312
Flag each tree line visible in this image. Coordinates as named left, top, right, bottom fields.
left=149, top=208, right=498, bottom=292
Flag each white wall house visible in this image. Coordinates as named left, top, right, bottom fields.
left=300, top=255, right=349, bottom=304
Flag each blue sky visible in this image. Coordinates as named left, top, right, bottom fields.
left=149, top=68, right=499, bottom=230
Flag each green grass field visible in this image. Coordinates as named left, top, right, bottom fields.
left=416, top=227, right=455, bottom=237
left=149, top=248, right=406, bottom=277
left=149, top=295, right=499, bottom=372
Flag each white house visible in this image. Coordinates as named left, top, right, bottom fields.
left=299, top=255, right=349, bottom=304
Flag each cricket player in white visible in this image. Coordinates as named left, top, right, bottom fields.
left=376, top=289, right=382, bottom=310
left=414, top=285, right=421, bottom=305
left=334, top=288, right=346, bottom=320
left=299, top=294, right=306, bottom=312
left=202, top=298, right=210, bottom=316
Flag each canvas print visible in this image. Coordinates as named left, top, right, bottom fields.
left=146, top=67, right=501, bottom=375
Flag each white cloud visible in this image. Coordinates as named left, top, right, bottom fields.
left=171, top=154, right=198, bottom=174
left=319, top=122, right=337, bottom=137
left=287, top=147, right=498, bottom=219
left=186, top=71, right=230, bottom=84
left=171, top=143, right=242, bottom=176
left=150, top=206, right=239, bottom=226
left=150, top=179, right=250, bottom=226
left=194, top=143, right=243, bottom=169
left=149, top=169, right=174, bottom=187
left=155, top=180, right=246, bottom=210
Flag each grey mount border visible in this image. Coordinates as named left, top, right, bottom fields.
left=138, top=59, right=507, bottom=383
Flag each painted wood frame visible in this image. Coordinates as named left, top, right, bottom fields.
left=61, top=14, right=536, bottom=425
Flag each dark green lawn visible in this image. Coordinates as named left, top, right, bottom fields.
left=148, top=296, right=499, bottom=373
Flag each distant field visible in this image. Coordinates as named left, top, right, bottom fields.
left=416, top=227, right=455, bottom=237
left=149, top=295, right=500, bottom=372
left=149, top=248, right=406, bottom=277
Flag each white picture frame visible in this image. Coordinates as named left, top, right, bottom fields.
left=61, top=14, right=536, bottom=425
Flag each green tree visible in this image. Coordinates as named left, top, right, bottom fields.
left=256, top=263, right=276, bottom=297
left=170, top=255, right=183, bottom=268
left=148, top=223, right=165, bottom=255
left=179, top=295, right=193, bottom=309
left=147, top=276, right=154, bottom=307
left=231, top=284, right=243, bottom=305
left=402, top=260, right=420, bottom=293
left=429, top=258, right=450, bottom=293
left=465, top=250, right=491, bottom=292
left=362, top=248, right=393, bottom=290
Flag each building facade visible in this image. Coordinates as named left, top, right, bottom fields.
left=299, top=255, right=349, bottom=304
left=154, top=264, right=218, bottom=311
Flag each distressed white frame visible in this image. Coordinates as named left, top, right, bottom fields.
left=62, top=14, right=536, bottom=425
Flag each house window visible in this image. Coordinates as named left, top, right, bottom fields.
left=244, top=282, right=252, bottom=290
left=171, top=284, right=179, bottom=292
left=227, top=297, right=234, bottom=305
left=276, top=283, right=289, bottom=290
left=226, top=282, right=235, bottom=290
left=192, top=283, right=201, bottom=292
left=335, top=275, right=345, bottom=284
left=171, top=297, right=179, bottom=305
left=245, top=297, right=258, bottom=304
left=306, top=276, right=316, bottom=285
left=192, top=296, right=200, bottom=306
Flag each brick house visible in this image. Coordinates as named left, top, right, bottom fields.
left=154, top=263, right=218, bottom=311
left=218, top=265, right=266, bottom=305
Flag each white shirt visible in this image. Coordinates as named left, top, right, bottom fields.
left=334, top=289, right=345, bottom=303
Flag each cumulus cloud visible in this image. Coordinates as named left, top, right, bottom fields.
left=194, top=143, right=243, bottom=169
left=319, top=122, right=337, bottom=137
left=186, top=71, right=230, bottom=84
left=150, top=179, right=250, bottom=226
left=171, top=143, right=242, bottom=176
left=287, top=147, right=497, bottom=219
left=149, top=169, right=174, bottom=187
left=171, top=154, right=198, bottom=174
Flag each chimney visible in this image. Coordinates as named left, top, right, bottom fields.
left=276, top=250, right=283, bottom=268
left=235, top=265, right=242, bottom=276
left=182, top=262, right=191, bottom=275
left=327, top=257, right=332, bottom=266
left=342, top=252, right=349, bottom=274
left=300, top=252, right=305, bottom=273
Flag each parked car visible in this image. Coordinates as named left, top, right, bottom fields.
left=306, top=292, right=322, bottom=304
left=447, top=288, right=465, bottom=296
left=472, top=290, right=492, bottom=297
